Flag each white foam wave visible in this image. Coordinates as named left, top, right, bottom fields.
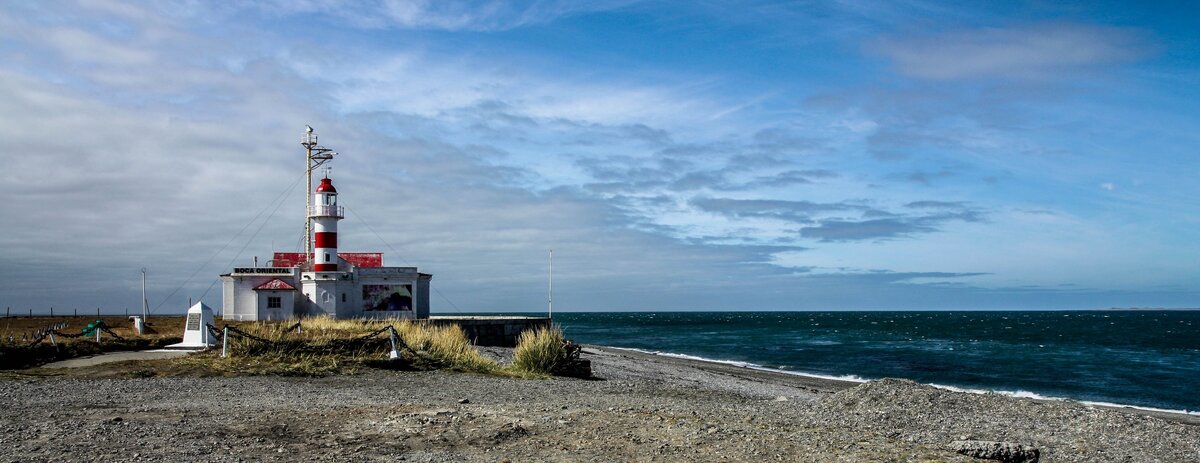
left=929, top=384, right=1199, bottom=416
left=616, top=347, right=867, bottom=383
left=605, top=346, right=1197, bottom=417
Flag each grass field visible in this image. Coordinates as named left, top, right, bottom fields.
left=0, top=315, right=183, bottom=340
left=2, top=316, right=585, bottom=379
left=0, top=316, right=183, bottom=370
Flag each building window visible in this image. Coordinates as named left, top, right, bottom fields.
left=267, top=296, right=281, bottom=309
left=325, top=253, right=331, bottom=262
left=342, top=293, right=347, bottom=302
left=323, top=290, right=332, bottom=303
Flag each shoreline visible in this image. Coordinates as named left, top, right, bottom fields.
left=2, top=341, right=1198, bottom=461
left=591, top=344, right=1200, bottom=425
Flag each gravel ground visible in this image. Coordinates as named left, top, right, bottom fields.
left=1, top=346, right=1197, bottom=462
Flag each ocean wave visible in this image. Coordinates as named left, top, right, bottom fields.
left=927, top=383, right=1200, bottom=416
left=605, top=346, right=1197, bottom=417
left=616, top=347, right=868, bottom=383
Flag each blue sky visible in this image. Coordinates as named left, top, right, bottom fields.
left=1, top=0, right=1197, bottom=313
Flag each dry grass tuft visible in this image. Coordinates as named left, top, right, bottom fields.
left=415, top=323, right=499, bottom=372
left=510, top=325, right=572, bottom=378
left=8, top=316, right=582, bottom=379
left=187, top=317, right=498, bottom=376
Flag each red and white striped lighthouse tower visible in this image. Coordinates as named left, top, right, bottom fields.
left=309, top=175, right=344, bottom=271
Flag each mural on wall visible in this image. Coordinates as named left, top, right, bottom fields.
left=363, top=284, right=413, bottom=311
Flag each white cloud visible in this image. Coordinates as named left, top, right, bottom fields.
left=2, top=1, right=1195, bottom=312
left=873, top=23, right=1146, bottom=81
left=240, top=0, right=634, bottom=31
left=0, top=1, right=813, bottom=312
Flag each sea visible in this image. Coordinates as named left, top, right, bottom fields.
left=546, top=311, right=1200, bottom=414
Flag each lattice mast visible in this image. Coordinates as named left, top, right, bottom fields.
left=301, top=125, right=337, bottom=264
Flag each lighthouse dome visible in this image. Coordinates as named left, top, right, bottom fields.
left=316, top=177, right=337, bottom=193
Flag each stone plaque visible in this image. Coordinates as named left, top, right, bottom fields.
left=170, top=302, right=216, bottom=348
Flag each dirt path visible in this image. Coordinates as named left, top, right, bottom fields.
left=39, top=350, right=194, bottom=369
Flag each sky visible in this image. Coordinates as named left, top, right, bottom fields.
left=1, top=0, right=1198, bottom=314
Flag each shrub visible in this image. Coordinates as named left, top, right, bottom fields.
left=206, top=318, right=498, bottom=375
left=511, top=325, right=574, bottom=377
left=422, top=324, right=498, bottom=372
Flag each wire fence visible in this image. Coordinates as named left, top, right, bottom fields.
left=0, top=307, right=150, bottom=318
left=7, top=316, right=405, bottom=364
left=206, top=322, right=406, bottom=358
left=7, top=320, right=126, bottom=349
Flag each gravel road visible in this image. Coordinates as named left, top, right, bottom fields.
left=1, top=346, right=1197, bottom=462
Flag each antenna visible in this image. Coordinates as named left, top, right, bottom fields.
left=302, top=125, right=339, bottom=261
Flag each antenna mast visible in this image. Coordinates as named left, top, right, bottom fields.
left=301, top=125, right=337, bottom=262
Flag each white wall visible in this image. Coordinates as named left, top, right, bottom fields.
left=221, top=269, right=299, bottom=321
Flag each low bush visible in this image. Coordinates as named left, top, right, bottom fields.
left=511, top=325, right=576, bottom=377
left=197, top=318, right=498, bottom=376
left=418, top=323, right=498, bottom=372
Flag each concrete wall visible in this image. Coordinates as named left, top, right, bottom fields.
left=415, top=275, right=431, bottom=319
left=428, top=316, right=551, bottom=347
left=221, top=269, right=299, bottom=321
left=256, top=290, right=294, bottom=321
left=358, top=267, right=427, bottom=320
left=221, top=266, right=430, bottom=321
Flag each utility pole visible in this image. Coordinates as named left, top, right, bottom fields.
left=548, top=249, right=553, bottom=320
left=141, top=268, right=148, bottom=321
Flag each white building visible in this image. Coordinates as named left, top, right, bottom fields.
left=220, top=172, right=431, bottom=321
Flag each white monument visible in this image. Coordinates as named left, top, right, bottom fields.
left=167, top=301, right=216, bottom=349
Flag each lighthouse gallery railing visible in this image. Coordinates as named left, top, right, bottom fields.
left=307, top=205, right=344, bottom=218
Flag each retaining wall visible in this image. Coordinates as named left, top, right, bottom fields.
left=427, top=316, right=551, bottom=347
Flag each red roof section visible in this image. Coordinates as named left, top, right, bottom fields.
left=253, top=278, right=297, bottom=291
left=316, top=177, right=337, bottom=193
left=342, top=252, right=383, bottom=267
left=272, top=253, right=306, bottom=268
left=272, top=252, right=383, bottom=268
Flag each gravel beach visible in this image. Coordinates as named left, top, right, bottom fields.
left=1, top=346, right=1197, bottom=462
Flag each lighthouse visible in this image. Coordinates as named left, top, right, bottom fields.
left=310, top=175, right=342, bottom=272
left=219, top=126, right=432, bottom=320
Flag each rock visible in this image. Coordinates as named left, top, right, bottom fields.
left=493, top=423, right=530, bottom=441
left=773, top=396, right=788, bottom=402
left=554, top=359, right=592, bottom=378
left=458, top=398, right=470, bottom=404
left=950, top=440, right=1039, bottom=463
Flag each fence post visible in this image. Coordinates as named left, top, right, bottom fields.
left=29, top=308, right=32, bottom=318
left=221, top=327, right=229, bottom=358
left=388, top=326, right=401, bottom=360
left=95, top=325, right=101, bottom=343
left=49, top=332, right=57, bottom=347
left=74, top=308, right=77, bottom=317
left=96, top=307, right=100, bottom=318
left=50, top=307, right=53, bottom=317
